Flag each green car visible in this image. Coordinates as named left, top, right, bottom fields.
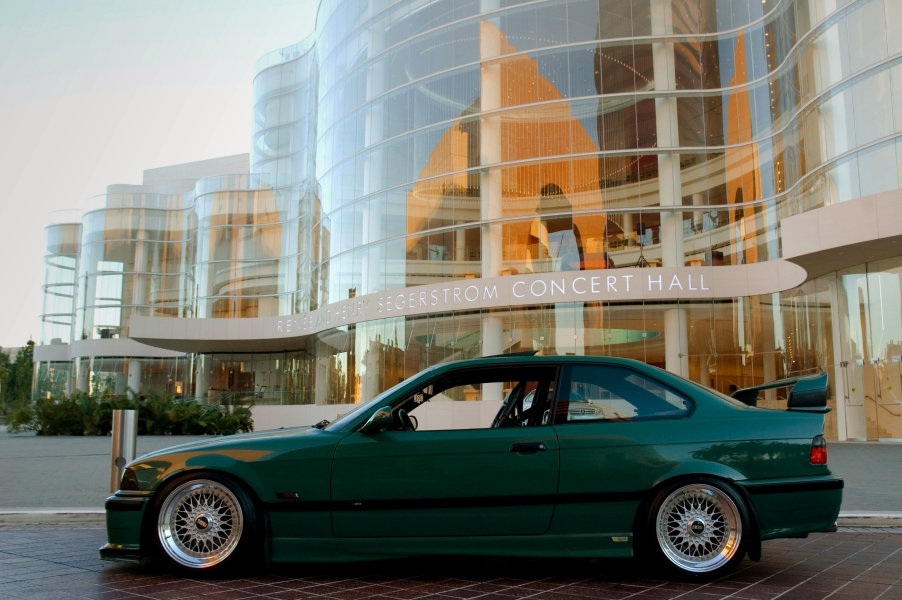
left=100, top=355, right=842, bottom=578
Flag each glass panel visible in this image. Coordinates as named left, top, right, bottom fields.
left=845, top=0, right=887, bottom=72
left=888, top=0, right=902, bottom=56
left=852, top=70, right=893, bottom=148
left=857, top=141, right=898, bottom=198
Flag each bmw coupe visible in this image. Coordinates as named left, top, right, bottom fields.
left=101, top=354, right=842, bottom=578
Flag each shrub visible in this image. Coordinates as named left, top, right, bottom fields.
left=5, top=391, right=253, bottom=436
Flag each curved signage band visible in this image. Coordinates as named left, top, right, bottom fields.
left=130, top=261, right=807, bottom=354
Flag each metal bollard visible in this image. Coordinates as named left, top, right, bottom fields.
left=110, top=409, right=137, bottom=492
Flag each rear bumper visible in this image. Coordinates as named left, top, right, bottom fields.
left=740, top=476, right=844, bottom=540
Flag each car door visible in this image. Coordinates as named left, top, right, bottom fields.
left=550, top=363, right=693, bottom=539
left=330, top=366, right=560, bottom=538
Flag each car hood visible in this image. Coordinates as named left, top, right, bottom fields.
left=134, top=425, right=315, bottom=461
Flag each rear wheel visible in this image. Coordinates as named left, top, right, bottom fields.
left=648, top=479, right=747, bottom=578
left=154, top=474, right=257, bottom=572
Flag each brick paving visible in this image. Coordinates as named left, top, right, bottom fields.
left=0, top=526, right=900, bottom=600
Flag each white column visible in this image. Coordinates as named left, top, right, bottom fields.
left=315, top=356, right=331, bottom=405
left=479, top=15, right=502, bottom=283
left=622, top=212, right=635, bottom=246
left=132, top=233, right=147, bottom=309
left=127, top=359, right=142, bottom=398
left=77, top=357, right=90, bottom=393
left=829, top=275, right=849, bottom=440
left=195, top=355, right=210, bottom=403
left=692, top=193, right=704, bottom=231
left=762, top=351, right=777, bottom=405
left=455, top=225, right=467, bottom=262
left=652, top=0, right=688, bottom=376
left=480, top=4, right=504, bottom=402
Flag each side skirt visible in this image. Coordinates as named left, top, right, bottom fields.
left=269, top=533, right=635, bottom=564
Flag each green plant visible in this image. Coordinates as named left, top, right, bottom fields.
left=5, top=389, right=253, bottom=436
left=5, top=405, right=36, bottom=433
left=8, top=396, right=85, bottom=435
left=0, top=341, right=34, bottom=415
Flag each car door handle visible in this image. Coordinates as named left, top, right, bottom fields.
left=510, top=442, right=547, bottom=454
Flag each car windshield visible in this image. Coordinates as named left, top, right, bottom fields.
left=323, top=367, right=435, bottom=432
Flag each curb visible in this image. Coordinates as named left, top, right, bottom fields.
left=837, top=512, right=902, bottom=528
left=2, top=510, right=901, bottom=528
left=0, top=510, right=105, bottom=527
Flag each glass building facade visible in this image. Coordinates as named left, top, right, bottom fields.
left=35, top=0, right=902, bottom=441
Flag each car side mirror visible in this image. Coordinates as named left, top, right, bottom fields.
left=360, top=406, right=393, bottom=433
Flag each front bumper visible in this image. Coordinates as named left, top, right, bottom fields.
left=99, top=493, right=151, bottom=563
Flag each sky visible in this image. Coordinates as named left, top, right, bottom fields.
left=0, top=0, right=316, bottom=349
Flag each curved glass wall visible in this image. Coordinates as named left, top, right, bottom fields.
left=75, top=355, right=191, bottom=398
left=40, top=219, right=81, bottom=345
left=308, top=0, right=899, bottom=275
left=194, top=174, right=303, bottom=318
left=314, top=0, right=902, bottom=296
left=251, top=40, right=321, bottom=314
left=298, top=0, right=902, bottom=418
left=252, top=39, right=317, bottom=189
left=74, top=192, right=193, bottom=341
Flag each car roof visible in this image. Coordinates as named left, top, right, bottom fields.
left=432, top=354, right=652, bottom=371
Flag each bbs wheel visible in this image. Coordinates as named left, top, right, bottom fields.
left=650, top=479, right=747, bottom=577
left=155, top=475, right=256, bottom=571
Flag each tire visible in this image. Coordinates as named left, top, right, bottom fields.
left=153, top=473, right=257, bottom=572
left=647, top=479, right=748, bottom=578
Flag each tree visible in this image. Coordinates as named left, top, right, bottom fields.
left=3, top=341, right=35, bottom=413
left=0, top=348, right=10, bottom=414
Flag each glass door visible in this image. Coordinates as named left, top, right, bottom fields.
left=836, top=259, right=902, bottom=441
left=865, top=260, right=902, bottom=441
left=836, top=269, right=869, bottom=440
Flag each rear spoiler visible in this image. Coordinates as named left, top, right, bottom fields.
left=731, top=373, right=830, bottom=413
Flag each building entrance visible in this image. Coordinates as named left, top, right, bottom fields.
left=834, top=258, right=902, bottom=441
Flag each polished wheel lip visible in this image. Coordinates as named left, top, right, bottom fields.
left=157, top=478, right=244, bottom=569
left=655, top=483, right=741, bottom=574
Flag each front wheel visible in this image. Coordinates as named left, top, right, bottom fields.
left=154, top=474, right=257, bottom=572
left=648, top=479, right=748, bottom=578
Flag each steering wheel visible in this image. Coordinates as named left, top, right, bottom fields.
left=397, top=409, right=416, bottom=431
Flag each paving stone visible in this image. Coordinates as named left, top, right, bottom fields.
left=0, top=526, right=900, bottom=599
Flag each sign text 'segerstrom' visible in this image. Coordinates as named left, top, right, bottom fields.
left=276, top=268, right=711, bottom=337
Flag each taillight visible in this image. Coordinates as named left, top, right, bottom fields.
left=810, top=434, right=827, bottom=464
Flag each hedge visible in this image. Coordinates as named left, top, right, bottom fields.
left=6, top=391, right=253, bottom=436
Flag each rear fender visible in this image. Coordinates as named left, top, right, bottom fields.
left=655, top=459, right=746, bottom=485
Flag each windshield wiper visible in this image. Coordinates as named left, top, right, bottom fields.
left=313, top=419, right=330, bottom=429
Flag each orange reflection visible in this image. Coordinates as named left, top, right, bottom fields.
left=724, top=31, right=762, bottom=265
left=406, top=21, right=604, bottom=268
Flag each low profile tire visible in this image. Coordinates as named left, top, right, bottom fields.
left=154, top=474, right=257, bottom=572
left=648, top=479, right=748, bottom=578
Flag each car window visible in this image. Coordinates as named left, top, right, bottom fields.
left=325, top=369, right=426, bottom=431
left=391, top=366, right=557, bottom=431
left=556, top=365, right=690, bottom=424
